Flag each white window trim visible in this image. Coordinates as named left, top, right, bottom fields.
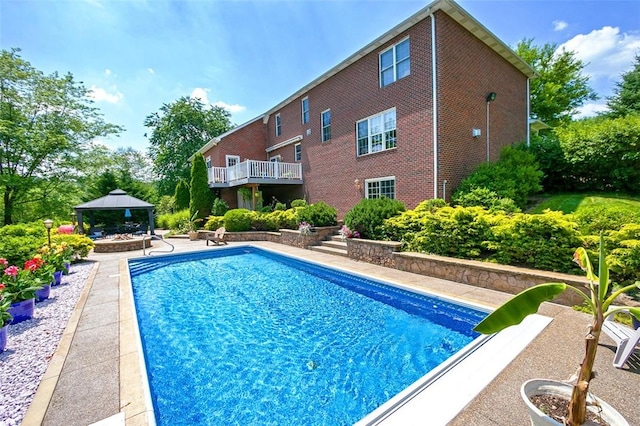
left=356, top=107, right=397, bottom=156
left=294, top=143, right=302, bottom=161
left=301, top=97, right=309, bottom=124
left=269, top=155, right=282, bottom=162
left=365, top=176, right=396, bottom=199
left=205, top=156, right=212, bottom=168
left=379, top=37, right=410, bottom=88
left=321, top=109, right=331, bottom=143
left=275, top=113, right=282, bottom=137
left=225, top=154, right=240, bottom=167
left=265, top=134, right=303, bottom=153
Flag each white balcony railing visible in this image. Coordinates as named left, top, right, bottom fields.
left=208, top=160, right=302, bottom=185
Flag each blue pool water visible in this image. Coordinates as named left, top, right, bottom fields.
left=129, top=247, right=485, bottom=425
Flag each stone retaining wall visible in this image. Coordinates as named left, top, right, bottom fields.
left=93, top=238, right=152, bottom=253
left=347, top=238, right=403, bottom=268
left=196, top=226, right=339, bottom=249
left=347, top=238, right=588, bottom=306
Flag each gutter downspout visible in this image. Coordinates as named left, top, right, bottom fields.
left=430, top=12, right=438, bottom=199
left=526, top=78, right=531, bottom=147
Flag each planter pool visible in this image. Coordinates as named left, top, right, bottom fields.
left=128, top=247, right=503, bottom=425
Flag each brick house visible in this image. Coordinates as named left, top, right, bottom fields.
left=192, top=0, right=535, bottom=218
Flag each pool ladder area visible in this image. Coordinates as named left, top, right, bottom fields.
left=142, top=234, right=175, bottom=256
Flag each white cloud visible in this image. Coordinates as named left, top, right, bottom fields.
left=213, top=101, right=246, bottom=114
left=558, top=26, right=640, bottom=81
left=104, top=69, right=112, bottom=76
left=148, top=68, right=155, bottom=74
left=88, top=85, right=123, bottom=103
left=553, top=20, right=568, bottom=31
left=574, top=102, right=609, bottom=119
left=190, top=87, right=210, bottom=104
left=190, top=88, right=246, bottom=114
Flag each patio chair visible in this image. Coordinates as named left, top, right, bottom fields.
left=205, top=227, right=227, bottom=246
left=602, top=310, right=640, bottom=368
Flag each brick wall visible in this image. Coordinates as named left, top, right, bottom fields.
left=265, top=20, right=434, bottom=218
left=435, top=12, right=528, bottom=201
left=203, top=119, right=267, bottom=166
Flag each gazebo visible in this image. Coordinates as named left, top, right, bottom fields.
left=74, top=189, right=156, bottom=235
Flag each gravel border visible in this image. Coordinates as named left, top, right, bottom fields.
left=0, top=261, right=94, bottom=426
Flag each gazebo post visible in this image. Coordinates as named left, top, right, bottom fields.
left=76, top=210, right=85, bottom=234
left=148, top=208, right=155, bottom=235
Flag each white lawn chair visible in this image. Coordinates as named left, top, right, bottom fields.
left=602, top=311, right=640, bottom=368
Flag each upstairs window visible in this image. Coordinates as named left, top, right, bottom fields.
left=301, top=97, right=309, bottom=124
left=294, top=143, right=302, bottom=161
left=380, top=38, right=410, bottom=87
left=321, top=109, right=331, bottom=142
left=205, top=156, right=212, bottom=169
left=275, top=113, right=282, bottom=137
left=366, top=177, right=396, bottom=199
left=356, top=108, right=396, bottom=156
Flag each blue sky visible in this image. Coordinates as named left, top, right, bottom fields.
left=2, top=0, right=639, bottom=152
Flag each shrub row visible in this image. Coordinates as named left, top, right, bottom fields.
left=381, top=201, right=640, bottom=288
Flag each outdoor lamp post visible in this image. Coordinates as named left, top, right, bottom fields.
left=44, top=219, right=54, bottom=247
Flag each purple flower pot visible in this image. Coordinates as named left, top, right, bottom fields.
left=36, top=283, right=51, bottom=303
left=8, top=298, right=35, bottom=324
left=64, top=262, right=71, bottom=275
left=0, top=325, right=7, bottom=353
left=53, top=270, right=63, bottom=286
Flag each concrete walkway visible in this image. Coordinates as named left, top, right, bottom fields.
left=20, top=235, right=640, bottom=425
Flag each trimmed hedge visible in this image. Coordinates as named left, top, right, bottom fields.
left=296, top=202, right=337, bottom=227
left=344, top=197, right=406, bottom=240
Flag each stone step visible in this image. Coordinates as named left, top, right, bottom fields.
left=320, top=240, right=347, bottom=250
left=310, top=245, right=349, bottom=257
left=329, top=235, right=345, bottom=242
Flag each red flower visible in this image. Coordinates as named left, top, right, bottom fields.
left=4, top=266, right=19, bottom=277
left=25, top=258, right=41, bottom=272
left=0, top=283, right=4, bottom=290
left=0, top=258, right=7, bottom=268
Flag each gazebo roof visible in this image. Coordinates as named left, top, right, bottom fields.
left=74, top=189, right=154, bottom=210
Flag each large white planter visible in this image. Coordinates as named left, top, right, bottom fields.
left=521, top=379, right=628, bottom=426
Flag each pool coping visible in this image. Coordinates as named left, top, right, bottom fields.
left=119, top=244, right=553, bottom=425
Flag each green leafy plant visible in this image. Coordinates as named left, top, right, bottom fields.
left=474, top=236, right=640, bottom=425
left=296, top=202, right=337, bottom=227
left=0, top=258, right=45, bottom=303
left=223, top=209, right=253, bottom=232
left=0, top=295, right=12, bottom=327
left=290, top=199, right=307, bottom=208
left=344, top=197, right=406, bottom=240
left=204, top=216, right=225, bottom=231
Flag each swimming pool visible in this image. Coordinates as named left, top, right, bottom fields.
left=129, top=247, right=489, bottom=425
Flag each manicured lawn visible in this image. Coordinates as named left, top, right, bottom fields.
left=529, top=193, right=640, bottom=214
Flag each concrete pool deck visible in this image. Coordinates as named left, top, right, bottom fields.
left=20, top=235, right=640, bottom=425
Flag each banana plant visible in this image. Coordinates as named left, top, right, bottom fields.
left=474, top=235, right=640, bottom=426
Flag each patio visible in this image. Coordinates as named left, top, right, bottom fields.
left=18, top=236, right=640, bottom=425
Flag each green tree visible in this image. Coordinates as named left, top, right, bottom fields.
left=606, top=54, right=640, bottom=118
left=144, top=96, right=233, bottom=196
left=174, top=178, right=190, bottom=210
left=516, top=39, right=598, bottom=127
left=554, top=115, right=640, bottom=193
left=0, top=48, right=122, bottom=224
left=189, top=153, right=213, bottom=221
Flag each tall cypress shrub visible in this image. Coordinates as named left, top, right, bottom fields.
left=189, top=153, right=213, bottom=221
left=174, top=178, right=190, bottom=210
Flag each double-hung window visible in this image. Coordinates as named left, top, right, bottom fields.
left=380, top=38, right=410, bottom=87
left=275, top=113, right=282, bottom=137
left=356, top=108, right=396, bottom=156
left=301, top=97, right=309, bottom=124
left=294, top=143, right=302, bottom=161
left=205, top=156, right=212, bottom=169
left=321, top=109, right=331, bottom=142
left=366, top=177, right=396, bottom=199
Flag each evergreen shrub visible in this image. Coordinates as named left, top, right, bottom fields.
left=296, top=202, right=337, bottom=227
left=452, top=187, right=520, bottom=213
left=343, top=197, right=406, bottom=240
left=211, top=197, right=230, bottom=216
left=290, top=199, right=307, bottom=208
left=223, top=209, right=253, bottom=232
left=204, top=216, right=225, bottom=231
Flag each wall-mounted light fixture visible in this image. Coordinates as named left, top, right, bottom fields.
left=486, top=92, right=497, bottom=163
left=354, top=179, right=362, bottom=191
left=472, top=128, right=481, bottom=138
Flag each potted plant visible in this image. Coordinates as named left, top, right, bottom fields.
left=0, top=289, right=12, bottom=352
left=474, top=236, right=640, bottom=426
left=0, top=258, right=43, bottom=324
left=186, top=210, right=202, bottom=241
